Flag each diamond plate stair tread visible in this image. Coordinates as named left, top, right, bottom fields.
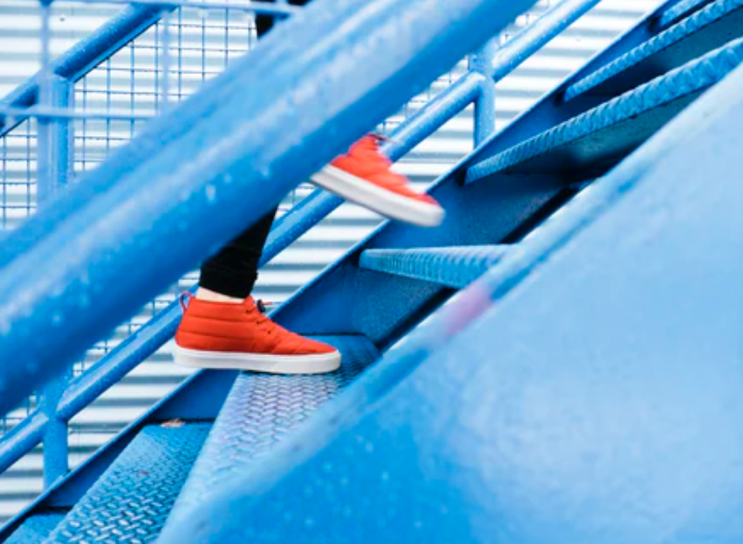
left=360, top=246, right=509, bottom=289
left=166, top=335, right=380, bottom=523
left=566, top=0, right=743, bottom=101
left=42, top=423, right=211, bottom=544
left=4, top=512, right=66, bottom=544
left=466, top=37, right=743, bottom=182
left=660, top=0, right=718, bottom=28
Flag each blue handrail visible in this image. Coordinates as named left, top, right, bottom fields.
left=0, top=0, right=605, bottom=481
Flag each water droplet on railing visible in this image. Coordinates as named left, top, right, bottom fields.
left=205, top=184, right=217, bottom=204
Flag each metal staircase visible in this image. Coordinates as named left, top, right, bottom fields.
left=1, top=0, right=742, bottom=541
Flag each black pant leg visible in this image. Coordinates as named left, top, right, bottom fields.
left=199, top=0, right=312, bottom=298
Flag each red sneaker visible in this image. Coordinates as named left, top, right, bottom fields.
left=174, top=295, right=341, bottom=374
left=311, top=134, right=445, bottom=227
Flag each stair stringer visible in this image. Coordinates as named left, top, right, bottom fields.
left=159, top=57, right=743, bottom=544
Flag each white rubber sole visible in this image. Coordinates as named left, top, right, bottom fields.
left=311, top=165, right=444, bottom=227
left=173, top=344, right=342, bottom=375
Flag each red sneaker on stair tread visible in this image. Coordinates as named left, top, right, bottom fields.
left=174, top=295, right=341, bottom=374
left=311, top=134, right=445, bottom=227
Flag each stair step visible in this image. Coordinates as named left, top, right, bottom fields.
left=164, top=335, right=380, bottom=527
left=659, top=0, right=717, bottom=28
left=566, top=0, right=743, bottom=101
left=42, top=423, right=211, bottom=544
left=4, top=512, right=66, bottom=544
left=467, top=37, right=743, bottom=182
left=360, top=246, right=508, bottom=289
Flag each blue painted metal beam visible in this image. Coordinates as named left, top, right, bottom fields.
left=0, top=411, right=47, bottom=475
left=156, top=51, right=743, bottom=544
left=360, top=246, right=509, bottom=289
left=467, top=37, right=743, bottom=182
left=565, top=0, right=743, bottom=102
left=0, top=0, right=539, bottom=417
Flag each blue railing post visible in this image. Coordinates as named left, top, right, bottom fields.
left=40, top=374, right=70, bottom=487
left=37, top=72, right=74, bottom=486
left=470, top=37, right=499, bottom=145
left=37, top=76, right=73, bottom=201
left=35, top=6, right=74, bottom=484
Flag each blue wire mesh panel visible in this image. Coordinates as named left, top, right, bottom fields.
left=0, top=119, right=36, bottom=230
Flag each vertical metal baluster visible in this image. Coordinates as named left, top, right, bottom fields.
left=37, top=0, right=72, bottom=488
left=469, top=35, right=499, bottom=146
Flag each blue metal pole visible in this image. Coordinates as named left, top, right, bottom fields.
left=35, top=4, right=73, bottom=485
left=470, top=37, right=499, bottom=146
left=40, top=376, right=69, bottom=487
left=0, top=0, right=539, bottom=417
left=0, top=411, right=47, bottom=474
left=37, top=6, right=71, bottom=488
left=36, top=76, right=72, bottom=202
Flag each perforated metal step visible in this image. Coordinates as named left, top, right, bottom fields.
left=467, top=37, right=743, bottom=182
left=4, top=512, right=66, bottom=544
left=164, top=335, right=380, bottom=528
left=42, top=423, right=211, bottom=543
left=360, top=246, right=508, bottom=289
left=566, top=0, right=743, bottom=101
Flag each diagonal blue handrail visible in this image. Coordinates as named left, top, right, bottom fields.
left=0, top=0, right=604, bottom=477
left=0, top=0, right=541, bottom=417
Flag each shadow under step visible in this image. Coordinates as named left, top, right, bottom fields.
left=466, top=37, right=743, bottom=182
left=41, top=423, right=211, bottom=544
left=162, top=335, right=380, bottom=529
left=566, top=0, right=743, bottom=101
left=360, top=246, right=509, bottom=289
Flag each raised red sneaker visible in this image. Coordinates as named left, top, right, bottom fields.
left=174, top=295, right=340, bottom=374
left=311, top=134, right=445, bottom=227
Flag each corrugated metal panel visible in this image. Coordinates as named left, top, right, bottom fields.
left=0, top=0, right=663, bottom=524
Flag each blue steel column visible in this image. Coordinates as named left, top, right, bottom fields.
left=37, top=76, right=73, bottom=201
left=0, top=0, right=539, bottom=417
left=37, top=74, right=74, bottom=487
left=36, top=3, right=74, bottom=486
left=470, top=37, right=499, bottom=146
